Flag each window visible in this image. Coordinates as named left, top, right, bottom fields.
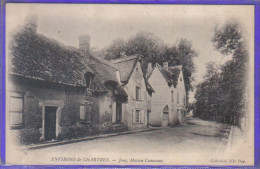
left=9, top=94, right=23, bottom=128
left=183, top=95, right=186, bottom=105
left=85, top=75, right=92, bottom=88
left=136, top=67, right=138, bottom=72
left=80, top=105, right=86, bottom=120
left=136, top=86, right=141, bottom=100
left=177, top=92, right=179, bottom=104
left=85, top=73, right=95, bottom=89
left=80, top=105, right=92, bottom=122
left=135, top=110, right=141, bottom=123
left=116, top=103, right=122, bottom=123
left=171, top=90, right=174, bottom=103
left=180, top=77, right=182, bottom=81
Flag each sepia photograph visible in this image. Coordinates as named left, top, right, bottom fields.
left=4, top=3, right=254, bottom=166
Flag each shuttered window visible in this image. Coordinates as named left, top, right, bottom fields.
left=133, top=110, right=141, bottom=124
left=80, top=105, right=86, bottom=120
left=80, top=105, right=92, bottom=122
left=171, top=90, right=174, bottom=103
left=136, top=86, right=141, bottom=100
left=9, top=95, right=23, bottom=127
left=136, top=110, right=140, bottom=123
left=177, top=92, right=179, bottom=104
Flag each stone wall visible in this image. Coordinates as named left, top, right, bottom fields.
left=7, top=75, right=99, bottom=141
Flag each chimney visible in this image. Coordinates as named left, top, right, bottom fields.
left=147, top=63, right=152, bottom=74
left=163, top=62, right=168, bottom=71
left=24, top=15, right=38, bottom=32
left=79, top=34, right=91, bottom=55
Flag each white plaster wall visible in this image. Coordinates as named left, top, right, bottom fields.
left=123, top=62, right=148, bottom=130
left=173, top=69, right=187, bottom=124
left=148, top=67, right=172, bottom=126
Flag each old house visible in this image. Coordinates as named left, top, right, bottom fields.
left=7, top=17, right=154, bottom=144
left=7, top=18, right=128, bottom=142
left=146, top=62, right=187, bottom=127
left=112, top=55, right=154, bottom=130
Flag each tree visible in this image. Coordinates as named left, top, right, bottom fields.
left=103, top=32, right=197, bottom=100
left=194, top=21, right=249, bottom=127
left=125, top=32, right=166, bottom=74
left=213, top=21, right=248, bottom=126
left=176, top=39, right=198, bottom=95
left=104, top=38, right=127, bottom=60
left=212, top=22, right=243, bottom=55
left=194, top=62, right=221, bottom=121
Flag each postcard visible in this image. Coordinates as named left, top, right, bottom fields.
left=4, top=3, right=255, bottom=166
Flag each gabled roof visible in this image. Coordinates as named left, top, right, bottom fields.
left=111, top=55, right=154, bottom=93
left=9, top=27, right=127, bottom=97
left=87, top=55, right=119, bottom=86
left=87, top=55, right=128, bottom=97
left=147, top=63, right=182, bottom=88
left=111, top=55, right=142, bottom=84
left=9, top=27, right=93, bottom=87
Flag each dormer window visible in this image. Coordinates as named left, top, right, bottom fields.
left=85, top=72, right=95, bottom=89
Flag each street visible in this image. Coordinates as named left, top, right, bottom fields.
left=26, top=118, right=231, bottom=156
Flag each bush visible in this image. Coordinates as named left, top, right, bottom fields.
left=18, top=128, right=41, bottom=145
left=58, top=123, right=128, bottom=141
left=58, top=125, right=95, bottom=140
left=97, top=122, right=128, bottom=134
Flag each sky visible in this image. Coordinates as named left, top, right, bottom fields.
left=6, top=4, right=254, bottom=102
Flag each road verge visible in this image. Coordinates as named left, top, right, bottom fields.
left=25, top=128, right=159, bottom=151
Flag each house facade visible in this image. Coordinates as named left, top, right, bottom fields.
left=7, top=18, right=153, bottom=144
left=112, top=55, right=154, bottom=130
left=147, top=62, right=187, bottom=127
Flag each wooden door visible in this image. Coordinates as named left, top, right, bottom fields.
left=162, top=105, right=169, bottom=127
left=45, top=106, right=57, bottom=141
left=116, top=103, right=122, bottom=123
left=162, top=111, right=169, bottom=127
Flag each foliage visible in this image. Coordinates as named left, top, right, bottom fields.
left=18, top=128, right=42, bottom=145
left=97, top=122, right=128, bottom=134
left=57, top=125, right=96, bottom=140
left=57, top=123, right=128, bottom=141
left=212, top=22, right=243, bottom=55
left=103, top=32, right=198, bottom=98
left=194, top=21, right=248, bottom=127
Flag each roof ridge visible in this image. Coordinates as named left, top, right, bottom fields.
left=90, top=55, right=118, bottom=70
left=112, top=55, right=139, bottom=64
left=169, top=65, right=182, bottom=69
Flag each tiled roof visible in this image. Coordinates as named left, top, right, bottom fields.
left=112, top=55, right=154, bottom=92
left=112, top=55, right=141, bottom=83
left=148, top=63, right=182, bottom=88
left=9, top=27, right=127, bottom=97
left=9, top=27, right=92, bottom=87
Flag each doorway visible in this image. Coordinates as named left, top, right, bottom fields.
left=44, top=106, right=57, bottom=141
left=116, top=103, right=122, bottom=123
left=162, top=105, right=169, bottom=127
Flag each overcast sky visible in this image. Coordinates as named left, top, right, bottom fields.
left=6, top=4, right=254, bottom=102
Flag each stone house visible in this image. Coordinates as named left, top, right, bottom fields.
left=146, top=62, right=187, bottom=127
left=7, top=18, right=153, bottom=143
left=112, top=55, right=154, bottom=130
left=7, top=20, right=128, bottom=142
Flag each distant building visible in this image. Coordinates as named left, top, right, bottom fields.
left=147, top=62, right=187, bottom=127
